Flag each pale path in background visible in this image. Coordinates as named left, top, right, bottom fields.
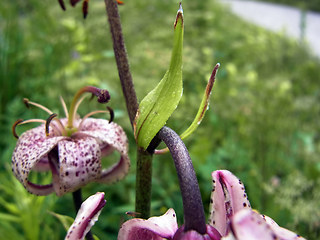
left=219, top=0, right=320, bottom=57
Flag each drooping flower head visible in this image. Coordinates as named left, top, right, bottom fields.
left=12, top=86, right=130, bottom=196
left=115, top=170, right=305, bottom=240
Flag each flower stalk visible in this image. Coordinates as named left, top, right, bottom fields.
left=158, top=126, right=207, bottom=234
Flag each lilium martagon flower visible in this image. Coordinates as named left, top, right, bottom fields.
left=12, top=86, right=130, bottom=196
left=57, top=0, right=124, bottom=18
left=116, top=169, right=306, bottom=240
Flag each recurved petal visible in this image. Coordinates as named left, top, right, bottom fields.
left=11, top=124, right=65, bottom=195
left=78, top=118, right=130, bottom=184
left=26, top=182, right=54, bottom=196
left=65, top=192, right=106, bottom=240
left=79, top=118, right=128, bottom=154
left=209, top=170, right=251, bottom=236
left=33, top=157, right=51, bottom=171
left=261, top=214, right=306, bottom=240
left=118, top=208, right=178, bottom=240
left=96, top=154, right=130, bottom=184
left=52, top=136, right=102, bottom=196
left=225, top=209, right=305, bottom=240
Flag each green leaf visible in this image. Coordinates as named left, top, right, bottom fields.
left=180, top=63, right=220, bottom=140
left=134, top=4, right=184, bottom=149
left=49, top=211, right=74, bottom=231
left=49, top=211, right=101, bottom=240
left=155, top=64, right=220, bottom=155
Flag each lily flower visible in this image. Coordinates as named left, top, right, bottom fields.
left=64, top=126, right=305, bottom=240
left=66, top=192, right=106, bottom=240
left=12, top=86, right=130, bottom=196
left=116, top=170, right=305, bottom=240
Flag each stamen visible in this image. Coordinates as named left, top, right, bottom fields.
left=72, top=95, right=87, bottom=126
left=107, top=106, right=114, bottom=123
left=58, top=0, right=66, bottom=10
left=46, top=113, right=58, bottom=136
left=12, top=119, right=47, bottom=139
left=70, top=0, right=81, bottom=7
left=78, top=108, right=113, bottom=129
left=82, top=0, right=89, bottom=19
left=12, top=119, right=23, bottom=139
left=23, top=98, right=53, bottom=115
left=60, top=96, right=69, bottom=118
left=97, top=90, right=111, bottom=103
left=67, top=86, right=111, bottom=129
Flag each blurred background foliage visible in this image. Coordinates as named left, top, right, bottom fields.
left=1, top=0, right=320, bottom=239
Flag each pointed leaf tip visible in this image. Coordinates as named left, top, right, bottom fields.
left=174, top=3, right=184, bottom=29
left=134, top=4, right=184, bottom=149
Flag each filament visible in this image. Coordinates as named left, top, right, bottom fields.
left=23, top=98, right=53, bottom=115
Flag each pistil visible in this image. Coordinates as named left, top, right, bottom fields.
left=67, top=86, right=111, bottom=130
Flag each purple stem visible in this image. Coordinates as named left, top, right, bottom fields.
left=104, top=0, right=138, bottom=126
left=158, top=126, right=206, bottom=234
left=104, top=0, right=154, bottom=219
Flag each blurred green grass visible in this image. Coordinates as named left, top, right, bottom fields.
left=1, top=0, right=320, bottom=239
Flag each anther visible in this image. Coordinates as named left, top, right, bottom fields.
left=107, top=106, right=114, bottom=123
left=58, top=0, right=66, bottom=10
left=97, top=90, right=111, bottom=103
left=70, top=0, right=79, bottom=7
left=23, top=98, right=30, bottom=108
left=12, top=119, right=24, bottom=139
left=46, top=113, right=58, bottom=136
left=82, top=0, right=89, bottom=19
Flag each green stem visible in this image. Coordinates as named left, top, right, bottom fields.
left=135, top=148, right=153, bottom=219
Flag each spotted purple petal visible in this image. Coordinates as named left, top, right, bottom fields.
left=261, top=214, right=306, bottom=240
left=33, top=156, right=51, bottom=171
left=224, top=209, right=305, bottom=240
left=12, top=125, right=66, bottom=195
left=77, top=118, right=130, bottom=184
left=65, top=192, right=106, bottom=240
left=118, top=208, right=178, bottom=240
left=208, top=170, right=251, bottom=236
left=50, top=136, right=102, bottom=196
